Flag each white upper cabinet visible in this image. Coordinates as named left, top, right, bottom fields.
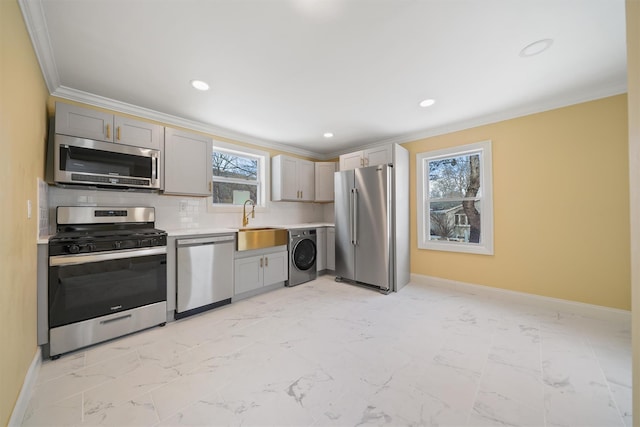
left=163, top=127, right=212, bottom=196
left=55, top=102, right=114, bottom=142
left=272, top=155, right=315, bottom=202
left=366, top=145, right=393, bottom=167
left=339, top=151, right=364, bottom=171
left=113, top=116, right=164, bottom=150
left=314, top=162, right=336, bottom=202
left=55, top=102, right=163, bottom=150
left=339, top=145, right=393, bottom=170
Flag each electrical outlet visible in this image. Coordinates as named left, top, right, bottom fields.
left=27, top=200, right=32, bottom=219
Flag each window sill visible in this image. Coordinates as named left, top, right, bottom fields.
left=205, top=200, right=267, bottom=214
left=419, top=240, right=494, bottom=255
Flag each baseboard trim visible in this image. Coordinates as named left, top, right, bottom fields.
left=410, top=274, right=631, bottom=323
left=8, top=346, right=41, bottom=426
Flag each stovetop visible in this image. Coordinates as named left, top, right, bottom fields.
left=51, top=228, right=164, bottom=240
left=49, top=227, right=167, bottom=255
left=49, top=206, right=167, bottom=256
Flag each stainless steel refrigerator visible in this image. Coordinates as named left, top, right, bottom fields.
left=334, top=153, right=409, bottom=293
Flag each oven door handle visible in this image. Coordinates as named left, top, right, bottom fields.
left=49, top=247, right=167, bottom=267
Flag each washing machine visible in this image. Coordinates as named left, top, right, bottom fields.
left=287, top=228, right=317, bottom=287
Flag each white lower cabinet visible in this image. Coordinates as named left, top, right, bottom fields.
left=263, top=251, right=288, bottom=286
left=234, top=249, right=288, bottom=295
left=315, top=227, right=335, bottom=273
left=316, top=227, right=326, bottom=271
left=327, top=227, right=335, bottom=271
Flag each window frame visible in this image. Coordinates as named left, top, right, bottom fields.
left=207, top=140, right=270, bottom=213
left=416, top=140, right=494, bottom=255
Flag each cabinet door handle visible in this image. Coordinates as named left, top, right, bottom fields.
left=116, top=126, right=121, bottom=141
left=106, top=124, right=111, bottom=139
left=265, top=256, right=268, bottom=267
left=209, top=182, right=212, bottom=192
left=300, top=190, right=303, bottom=199
left=260, top=257, right=263, bottom=268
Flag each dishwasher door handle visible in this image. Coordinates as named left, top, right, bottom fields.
left=177, top=235, right=235, bottom=246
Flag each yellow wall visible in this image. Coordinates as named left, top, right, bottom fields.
left=625, top=0, right=639, bottom=423
left=404, top=95, right=630, bottom=310
left=0, top=0, right=49, bottom=425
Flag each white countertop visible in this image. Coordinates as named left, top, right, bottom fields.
left=280, top=222, right=334, bottom=229
left=38, top=223, right=336, bottom=241
left=166, top=223, right=334, bottom=236
left=164, top=228, right=238, bottom=237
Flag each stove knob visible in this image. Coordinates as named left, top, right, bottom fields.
left=68, top=244, right=80, bottom=254
left=87, top=243, right=96, bottom=252
left=113, top=241, right=121, bottom=249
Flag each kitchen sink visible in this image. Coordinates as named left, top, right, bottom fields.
left=237, top=227, right=288, bottom=251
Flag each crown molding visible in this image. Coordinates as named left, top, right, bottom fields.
left=50, top=82, right=630, bottom=162
left=325, top=82, right=628, bottom=158
left=52, top=86, right=324, bottom=159
left=18, top=0, right=59, bottom=93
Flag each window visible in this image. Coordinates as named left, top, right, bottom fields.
left=210, top=142, right=268, bottom=208
left=416, top=140, right=493, bottom=255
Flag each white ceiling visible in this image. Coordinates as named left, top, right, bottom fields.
left=21, top=0, right=627, bottom=159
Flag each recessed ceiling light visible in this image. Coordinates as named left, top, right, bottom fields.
left=190, top=79, right=210, bottom=91
left=519, top=39, right=554, bottom=57
left=323, top=132, right=334, bottom=138
left=419, top=99, right=436, bottom=108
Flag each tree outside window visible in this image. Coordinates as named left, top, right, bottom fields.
left=417, top=141, right=494, bottom=255
left=212, top=149, right=263, bottom=205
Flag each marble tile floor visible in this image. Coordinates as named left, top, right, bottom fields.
left=21, top=276, right=632, bottom=427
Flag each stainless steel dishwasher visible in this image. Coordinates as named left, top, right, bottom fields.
left=175, top=234, right=235, bottom=319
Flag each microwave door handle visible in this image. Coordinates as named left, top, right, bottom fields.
left=153, top=157, right=158, bottom=180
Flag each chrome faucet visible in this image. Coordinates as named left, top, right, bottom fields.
left=242, top=199, right=255, bottom=227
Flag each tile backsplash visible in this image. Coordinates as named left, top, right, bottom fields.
left=47, top=186, right=334, bottom=233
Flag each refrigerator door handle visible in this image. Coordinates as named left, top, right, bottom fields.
left=349, top=188, right=354, bottom=244
left=352, top=188, right=358, bottom=245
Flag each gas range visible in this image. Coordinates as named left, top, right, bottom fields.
left=47, top=206, right=168, bottom=358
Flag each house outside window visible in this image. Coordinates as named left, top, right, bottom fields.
left=210, top=142, right=268, bottom=208
left=416, top=140, right=494, bottom=255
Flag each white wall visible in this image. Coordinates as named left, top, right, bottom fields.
left=48, top=186, right=334, bottom=232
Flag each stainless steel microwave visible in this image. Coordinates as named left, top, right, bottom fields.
left=51, top=134, right=161, bottom=190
